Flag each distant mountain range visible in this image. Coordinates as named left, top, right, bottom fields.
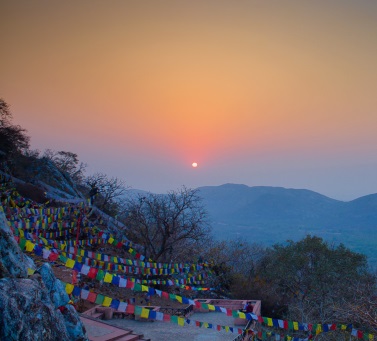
left=196, top=184, right=377, bottom=265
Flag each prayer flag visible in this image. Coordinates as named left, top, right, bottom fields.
left=141, top=308, right=149, bottom=319
left=103, top=296, right=112, bottom=307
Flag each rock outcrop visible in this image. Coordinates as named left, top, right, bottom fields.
left=0, top=211, right=89, bottom=341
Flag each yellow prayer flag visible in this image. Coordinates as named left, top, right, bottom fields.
left=65, top=283, right=74, bottom=294
left=267, top=317, right=273, bottom=327
left=65, top=259, right=75, bottom=269
left=108, top=237, right=114, bottom=244
left=141, top=308, right=149, bottom=319
left=176, top=296, right=182, bottom=303
left=141, top=285, right=148, bottom=292
left=27, top=268, right=35, bottom=276
left=178, top=317, right=185, bottom=326
left=19, top=229, right=24, bottom=238
left=25, top=240, right=35, bottom=252
left=208, top=304, right=215, bottom=311
left=316, top=324, right=322, bottom=334
left=341, top=325, right=347, bottom=330
left=102, top=296, right=112, bottom=307
left=104, top=273, right=113, bottom=283
left=239, top=312, right=246, bottom=319
left=369, top=334, right=374, bottom=340
left=293, top=321, right=299, bottom=330
left=225, top=326, right=229, bottom=332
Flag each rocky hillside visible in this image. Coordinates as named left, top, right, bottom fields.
left=0, top=210, right=88, bottom=340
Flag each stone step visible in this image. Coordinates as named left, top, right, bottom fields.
left=111, top=334, right=142, bottom=341
left=105, top=330, right=145, bottom=341
left=91, top=312, right=104, bottom=319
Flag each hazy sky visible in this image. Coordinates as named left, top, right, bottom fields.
left=1, top=1, right=377, bottom=200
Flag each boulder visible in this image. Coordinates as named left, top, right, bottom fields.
left=0, top=210, right=88, bottom=340
left=0, top=278, right=71, bottom=340
left=0, top=211, right=34, bottom=278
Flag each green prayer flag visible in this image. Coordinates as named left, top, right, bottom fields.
left=134, top=306, right=142, bottom=316
left=19, top=238, right=27, bottom=250
left=95, top=294, right=104, bottom=305
left=96, top=270, right=105, bottom=281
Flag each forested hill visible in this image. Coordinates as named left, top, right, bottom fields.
left=197, top=184, right=377, bottom=264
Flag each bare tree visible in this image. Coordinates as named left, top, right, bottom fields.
left=0, top=98, right=12, bottom=127
left=123, top=187, right=211, bottom=262
left=333, top=274, right=377, bottom=334
left=0, top=99, right=30, bottom=171
left=42, top=149, right=87, bottom=183
left=203, top=239, right=265, bottom=295
left=86, top=172, right=128, bottom=213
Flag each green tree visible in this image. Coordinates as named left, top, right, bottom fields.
left=258, top=235, right=375, bottom=325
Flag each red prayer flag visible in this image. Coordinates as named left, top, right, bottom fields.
left=283, top=320, right=289, bottom=329
left=87, top=268, right=98, bottom=279
left=87, top=292, right=97, bottom=303
left=48, top=253, right=59, bottom=261
left=163, top=314, right=171, bottom=322
left=126, top=305, right=135, bottom=314
left=126, top=281, right=134, bottom=289
left=72, top=270, right=77, bottom=285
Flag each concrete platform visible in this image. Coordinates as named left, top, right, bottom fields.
left=80, top=315, right=148, bottom=341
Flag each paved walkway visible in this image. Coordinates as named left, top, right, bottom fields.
left=106, top=312, right=242, bottom=341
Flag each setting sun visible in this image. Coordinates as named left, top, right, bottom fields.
left=192, top=162, right=198, bottom=168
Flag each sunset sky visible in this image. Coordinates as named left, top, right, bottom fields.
left=1, top=1, right=376, bottom=200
